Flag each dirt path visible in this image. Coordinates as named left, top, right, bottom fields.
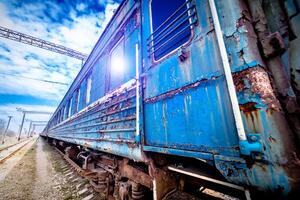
left=0, top=138, right=81, bottom=200
left=31, top=138, right=60, bottom=199
left=0, top=140, right=37, bottom=199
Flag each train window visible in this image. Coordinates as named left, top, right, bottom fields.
left=149, top=0, right=196, bottom=60
left=57, top=110, right=61, bottom=123
left=71, top=95, right=76, bottom=115
left=76, top=89, right=80, bottom=112
left=109, top=37, right=125, bottom=91
left=68, top=98, right=72, bottom=117
left=64, top=105, right=67, bottom=120
left=54, top=115, right=57, bottom=125
left=86, top=75, right=92, bottom=104
left=61, top=106, right=64, bottom=121
left=60, top=108, right=63, bottom=121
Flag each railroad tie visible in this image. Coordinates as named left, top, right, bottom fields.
left=65, top=171, right=73, bottom=177
left=76, top=182, right=86, bottom=190
left=77, top=187, right=89, bottom=196
left=81, top=193, right=94, bottom=200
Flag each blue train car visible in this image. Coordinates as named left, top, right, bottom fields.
left=43, top=0, right=300, bottom=199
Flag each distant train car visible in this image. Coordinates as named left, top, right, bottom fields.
left=42, top=0, right=300, bottom=199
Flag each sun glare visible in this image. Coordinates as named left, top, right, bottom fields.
left=111, top=56, right=125, bottom=74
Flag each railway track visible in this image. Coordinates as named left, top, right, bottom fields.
left=53, top=146, right=99, bottom=200
left=0, top=138, right=28, bottom=152
left=0, top=138, right=34, bottom=164
left=50, top=143, right=245, bottom=200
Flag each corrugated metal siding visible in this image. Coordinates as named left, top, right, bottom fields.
left=142, top=0, right=239, bottom=157
left=48, top=80, right=143, bottom=160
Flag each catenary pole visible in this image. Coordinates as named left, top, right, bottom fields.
left=1, top=116, right=12, bottom=144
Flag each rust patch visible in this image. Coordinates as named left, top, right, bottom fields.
left=268, top=136, right=277, bottom=143
left=239, top=103, right=262, bottom=133
left=243, top=110, right=263, bottom=133
left=145, top=81, right=200, bottom=103
left=261, top=32, right=286, bottom=58
left=118, top=160, right=153, bottom=188
left=233, top=66, right=281, bottom=110
left=144, top=77, right=220, bottom=103
left=291, top=152, right=300, bottom=167
left=236, top=10, right=251, bottom=28
left=239, top=102, right=258, bottom=112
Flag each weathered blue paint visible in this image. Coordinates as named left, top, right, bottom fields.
left=45, top=0, right=145, bottom=162
left=52, top=135, right=144, bottom=161
left=47, top=78, right=144, bottom=161
left=144, top=76, right=239, bottom=157
left=143, top=145, right=214, bottom=161
left=214, top=154, right=291, bottom=194
left=239, top=140, right=262, bottom=156
left=43, top=0, right=300, bottom=196
left=141, top=0, right=300, bottom=194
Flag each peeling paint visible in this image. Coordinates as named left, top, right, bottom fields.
left=233, top=66, right=281, bottom=110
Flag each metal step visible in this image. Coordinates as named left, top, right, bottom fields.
left=168, top=166, right=251, bottom=200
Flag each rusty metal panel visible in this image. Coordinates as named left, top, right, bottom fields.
left=144, top=76, right=239, bottom=157
left=43, top=0, right=300, bottom=195
left=46, top=0, right=145, bottom=162
left=47, top=79, right=144, bottom=161
left=141, top=0, right=300, bottom=194
left=142, top=0, right=239, bottom=156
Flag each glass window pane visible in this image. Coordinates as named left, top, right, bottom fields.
left=68, top=98, right=72, bottom=117
left=77, top=89, right=80, bottom=112
left=151, top=0, right=191, bottom=60
left=86, top=76, right=92, bottom=104
left=109, top=38, right=125, bottom=91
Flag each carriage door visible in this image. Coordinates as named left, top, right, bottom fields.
left=142, top=0, right=239, bottom=157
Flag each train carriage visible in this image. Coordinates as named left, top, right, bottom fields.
left=42, top=0, right=300, bottom=199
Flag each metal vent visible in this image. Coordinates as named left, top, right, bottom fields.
left=147, top=0, right=198, bottom=60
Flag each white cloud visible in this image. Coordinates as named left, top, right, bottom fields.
left=57, top=2, right=119, bottom=53
left=0, top=0, right=120, bottom=133
left=0, top=1, right=119, bottom=100
left=76, top=3, right=86, bottom=11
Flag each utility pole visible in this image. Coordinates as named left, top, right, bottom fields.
left=26, top=120, right=48, bottom=137
left=27, top=121, right=32, bottom=137
left=16, top=108, right=52, bottom=141
left=1, top=116, right=12, bottom=144
left=30, top=123, right=47, bottom=136
left=31, top=124, right=36, bottom=137
left=17, top=111, right=26, bottom=141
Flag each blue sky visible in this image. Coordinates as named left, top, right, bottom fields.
left=0, top=0, right=121, bottom=133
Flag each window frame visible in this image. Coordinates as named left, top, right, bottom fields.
left=76, top=88, right=81, bottom=113
left=68, top=98, right=72, bottom=118
left=86, top=74, right=92, bottom=105
left=108, top=36, right=125, bottom=92
left=60, top=108, right=63, bottom=123
left=148, top=0, right=195, bottom=63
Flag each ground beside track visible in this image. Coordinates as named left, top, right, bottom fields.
left=0, top=138, right=35, bottom=182
left=0, top=138, right=85, bottom=200
left=0, top=137, right=242, bottom=200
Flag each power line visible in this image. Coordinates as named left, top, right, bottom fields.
left=16, top=108, right=52, bottom=140
left=0, top=72, right=69, bottom=85
left=0, top=26, right=88, bottom=61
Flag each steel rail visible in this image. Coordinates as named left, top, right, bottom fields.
left=0, top=138, right=28, bottom=152
left=0, top=139, right=34, bottom=164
